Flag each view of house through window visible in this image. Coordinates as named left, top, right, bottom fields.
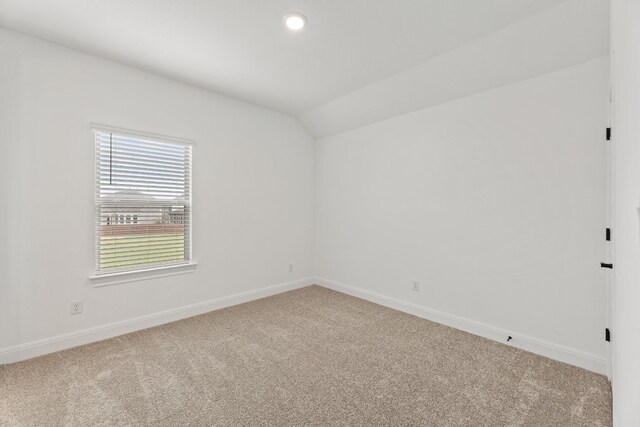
left=94, top=128, right=193, bottom=274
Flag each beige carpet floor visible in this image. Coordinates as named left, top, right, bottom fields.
left=0, top=285, right=611, bottom=426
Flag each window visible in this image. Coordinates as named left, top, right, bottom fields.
left=94, top=126, right=193, bottom=275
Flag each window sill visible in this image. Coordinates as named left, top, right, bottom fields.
left=89, top=262, right=197, bottom=287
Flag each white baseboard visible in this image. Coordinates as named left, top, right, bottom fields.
left=0, top=277, right=314, bottom=365
left=2, top=276, right=608, bottom=376
left=316, top=277, right=608, bottom=376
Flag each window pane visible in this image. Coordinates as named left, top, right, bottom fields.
left=95, top=129, right=192, bottom=274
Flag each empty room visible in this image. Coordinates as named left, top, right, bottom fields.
left=1, top=0, right=639, bottom=425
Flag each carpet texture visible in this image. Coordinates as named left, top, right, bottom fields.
left=0, top=285, right=611, bottom=426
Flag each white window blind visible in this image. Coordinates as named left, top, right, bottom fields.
left=94, top=127, right=192, bottom=274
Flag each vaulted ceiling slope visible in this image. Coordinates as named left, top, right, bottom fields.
left=301, top=0, right=609, bottom=138
left=0, top=0, right=608, bottom=138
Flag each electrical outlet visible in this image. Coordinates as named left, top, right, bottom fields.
left=289, top=263, right=294, bottom=273
left=412, top=280, right=420, bottom=292
left=70, top=300, right=83, bottom=315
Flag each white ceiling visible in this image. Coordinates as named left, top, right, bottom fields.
left=0, top=0, right=568, bottom=116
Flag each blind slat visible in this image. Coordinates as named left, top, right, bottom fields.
left=96, top=159, right=191, bottom=175
left=97, top=135, right=190, bottom=150
left=97, top=151, right=191, bottom=164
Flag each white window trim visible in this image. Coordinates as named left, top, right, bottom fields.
left=90, top=123, right=196, bottom=146
left=91, top=123, right=195, bottom=284
left=90, top=262, right=198, bottom=288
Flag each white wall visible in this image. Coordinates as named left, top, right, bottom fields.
left=0, top=29, right=315, bottom=355
left=0, top=30, right=20, bottom=355
left=611, top=0, right=640, bottom=424
left=315, top=57, right=610, bottom=372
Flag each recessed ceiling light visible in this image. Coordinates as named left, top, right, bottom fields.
left=284, top=12, right=307, bottom=31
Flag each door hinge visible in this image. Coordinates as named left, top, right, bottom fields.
left=605, top=328, right=611, bottom=342
left=606, top=127, right=612, bottom=141
left=600, top=262, right=613, bottom=269
left=606, top=228, right=611, bottom=241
